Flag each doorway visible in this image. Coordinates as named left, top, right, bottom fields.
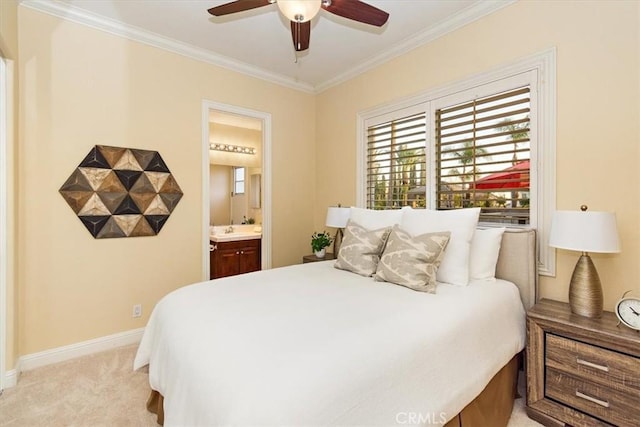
left=201, top=101, right=272, bottom=280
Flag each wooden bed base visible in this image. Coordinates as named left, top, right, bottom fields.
left=146, top=353, right=520, bottom=426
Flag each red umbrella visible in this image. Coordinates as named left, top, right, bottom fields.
left=475, top=160, right=530, bottom=190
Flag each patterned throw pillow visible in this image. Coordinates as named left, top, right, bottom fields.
left=374, top=226, right=451, bottom=293
left=334, top=220, right=391, bottom=277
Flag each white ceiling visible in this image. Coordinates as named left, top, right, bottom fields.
left=24, top=0, right=513, bottom=92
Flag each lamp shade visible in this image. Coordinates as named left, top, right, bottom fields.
left=277, top=0, right=321, bottom=22
left=549, top=210, right=620, bottom=253
left=325, top=207, right=350, bottom=228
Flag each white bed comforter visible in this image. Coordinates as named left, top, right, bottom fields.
left=134, top=261, right=526, bottom=426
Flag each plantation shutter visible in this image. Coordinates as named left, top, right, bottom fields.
left=436, top=86, right=531, bottom=224
left=366, top=113, right=427, bottom=210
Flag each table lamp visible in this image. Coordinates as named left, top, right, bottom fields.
left=549, top=205, right=620, bottom=318
left=325, top=205, right=350, bottom=257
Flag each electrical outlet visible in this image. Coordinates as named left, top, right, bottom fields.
left=133, top=304, right=142, bottom=318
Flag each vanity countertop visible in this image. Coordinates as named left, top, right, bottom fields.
left=210, top=232, right=261, bottom=243
left=209, top=225, right=262, bottom=243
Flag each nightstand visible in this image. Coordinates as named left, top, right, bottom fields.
left=526, top=299, right=640, bottom=427
left=302, top=253, right=334, bottom=263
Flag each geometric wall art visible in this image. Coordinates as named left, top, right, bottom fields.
left=59, top=145, right=183, bottom=239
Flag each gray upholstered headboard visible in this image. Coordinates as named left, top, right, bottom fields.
left=495, top=228, right=538, bottom=310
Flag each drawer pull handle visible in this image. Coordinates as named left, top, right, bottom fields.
left=576, top=357, right=609, bottom=372
left=575, top=390, right=609, bottom=408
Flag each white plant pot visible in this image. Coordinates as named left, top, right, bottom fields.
left=314, top=248, right=326, bottom=258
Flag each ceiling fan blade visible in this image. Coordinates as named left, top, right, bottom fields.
left=290, top=21, right=311, bottom=52
left=207, top=0, right=272, bottom=16
left=322, top=0, right=389, bottom=27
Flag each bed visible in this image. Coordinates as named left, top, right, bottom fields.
left=134, top=227, right=536, bottom=426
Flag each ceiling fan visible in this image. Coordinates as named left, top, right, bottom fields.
left=207, top=0, right=389, bottom=52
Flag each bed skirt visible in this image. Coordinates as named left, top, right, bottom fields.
left=146, top=389, right=164, bottom=425
left=146, top=353, right=520, bottom=426
left=444, top=353, right=520, bottom=427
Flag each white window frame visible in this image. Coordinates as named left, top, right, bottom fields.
left=357, top=48, right=556, bottom=276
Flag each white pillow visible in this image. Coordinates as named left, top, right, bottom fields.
left=401, top=208, right=480, bottom=286
left=349, top=206, right=410, bottom=230
left=470, top=228, right=506, bottom=281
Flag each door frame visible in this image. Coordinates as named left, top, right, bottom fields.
left=0, top=56, right=11, bottom=391
left=201, top=100, right=272, bottom=280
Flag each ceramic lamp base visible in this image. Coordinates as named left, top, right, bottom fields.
left=333, top=228, right=344, bottom=257
left=569, top=254, right=603, bottom=318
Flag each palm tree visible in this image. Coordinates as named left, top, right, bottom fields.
left=495, top=116, right=529, bottom=165
left=394, top=144, right=424, bottom=207
left=446, top=140, right=489, bottom=208
left=449, top=141, right=478, bottom=182
left=368, top=149, right=390, bottom=210
left=495, top=116, right=530, bottom=207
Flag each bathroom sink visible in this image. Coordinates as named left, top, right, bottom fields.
left=210, top=232, right=262, bottom=243
left=209, top=225, right=262, bottom=243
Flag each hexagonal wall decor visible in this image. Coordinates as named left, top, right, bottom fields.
left=60, top=145, right=183, bottom=239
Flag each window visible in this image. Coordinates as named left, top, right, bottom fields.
left=233, top=167, right=245, bottom=195
left=358, top=49, right=556, bottom=275
left=436, top=86, right=531, bottom=225
left=366, top=112, right=426, bottom=209
left=364, top=82, right=532, bottom=223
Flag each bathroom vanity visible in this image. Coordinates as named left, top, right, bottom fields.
left=209, top=226, right=262, bottom=279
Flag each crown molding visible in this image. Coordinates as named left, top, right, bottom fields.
left=315, top=0, right=517, bottom=93
left=20, top=0, right=316, bottom=94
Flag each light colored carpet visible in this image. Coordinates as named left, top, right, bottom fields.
left=0, top=344, right=543, bottom=426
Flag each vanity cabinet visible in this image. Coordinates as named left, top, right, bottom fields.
left=210, top=238, right=261, bottom=279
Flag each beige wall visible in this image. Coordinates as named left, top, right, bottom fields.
left=0, top=0, right=18, bottom=58
left=0, top=0, right=18, bottom=370
left=17, top=7, right=315, bottom=355
left=316, top=0, right=640, bottom=311
left=209, top=165, right=231, bottom=226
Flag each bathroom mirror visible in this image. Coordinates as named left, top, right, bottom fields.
left=250, top=174, right=261, bottom=209
left=210, top=166, right=262, bottom=225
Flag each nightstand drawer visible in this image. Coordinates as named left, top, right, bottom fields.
left=546, top=334, right=640, bottom=392
left=546, top=367, right=639, bottom=427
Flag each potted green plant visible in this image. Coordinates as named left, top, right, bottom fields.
left=311, top=231, right=333, bottom=258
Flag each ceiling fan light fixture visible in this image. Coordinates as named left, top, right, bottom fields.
left=277, top=0, right=321, bottom=23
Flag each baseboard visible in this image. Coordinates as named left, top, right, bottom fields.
left=3, top=366, right=19, bottom=388
left=17, top=327, right=145, bottom=374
